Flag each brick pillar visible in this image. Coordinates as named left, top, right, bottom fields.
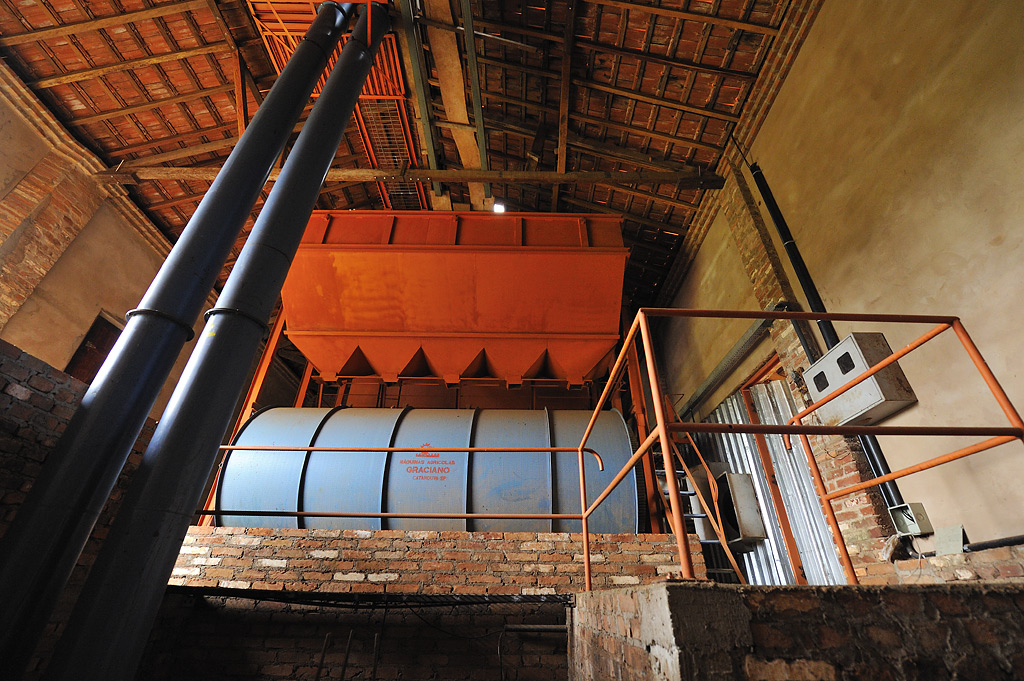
left=721, top=165, right=895, bottom=578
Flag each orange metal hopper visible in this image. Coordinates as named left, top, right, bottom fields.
left=281, top=211, right=628, bottom=385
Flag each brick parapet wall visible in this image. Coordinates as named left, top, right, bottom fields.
left=173, top=527, right=707, bottom=595
left=571, top=580, right=1024, bottom=680
left=869, top=544, right=1024, bottom=586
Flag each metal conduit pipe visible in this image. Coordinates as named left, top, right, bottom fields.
left=41, top=7, right=389, bottom=681
left=748, top=162, right=905, bottom=512
left=0, top=5, right=354, bottom=677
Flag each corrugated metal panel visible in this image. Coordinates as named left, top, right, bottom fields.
left=699, top=383, right=845, bottom=585
left=749, top=381, right=846, bottom=585
left=704, top=394, right=791, bottom=585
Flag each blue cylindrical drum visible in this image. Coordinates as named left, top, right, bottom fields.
left=217, top=407, right=639, bottom=533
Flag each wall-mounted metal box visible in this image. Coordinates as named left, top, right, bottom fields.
left=889, top=502, right=934, bottom=537
left=688, top=466, right=767, bottom=553
left=803, top=333, right=917, bottom=426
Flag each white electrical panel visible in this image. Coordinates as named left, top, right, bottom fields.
left=803, top=332, right=917, bottom=426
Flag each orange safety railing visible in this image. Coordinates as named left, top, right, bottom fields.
left=199, top=307, right=1022, bottom=588
left=626, top=308, right=1024, bottom=585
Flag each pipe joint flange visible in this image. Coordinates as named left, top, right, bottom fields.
left=125, top=307, right=196, bottom=341
left=204, top=307, right=271, bottom=339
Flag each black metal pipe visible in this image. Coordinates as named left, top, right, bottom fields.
left=41, top=7, right=389, bottom=681
left=748, top=162, right=904, bottom=510
left=964, top=533, right=1024, bottom=553
left=0, top=5, right=354, bottom=678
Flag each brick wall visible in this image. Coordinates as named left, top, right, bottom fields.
left=142, top=594, right=569, bottom=681
left=0, top=338, right=86, bottom=536
left=0, top=339, right=151, bottom=677
left=571, top=580, right=1024, bottom=680
left=173, top=527, right=707, bottom=595
left=0, top=59, right=170, bottom=328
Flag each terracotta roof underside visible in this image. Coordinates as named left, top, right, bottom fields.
left=0, top=0, right=787, bottom=306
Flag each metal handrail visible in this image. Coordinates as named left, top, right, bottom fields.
left=199, top=308, right=1023, bottom=590
left=622, top=307, right=1024, bottom=585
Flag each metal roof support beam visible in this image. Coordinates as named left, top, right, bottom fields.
left=459, top=0, right=491, bottom=198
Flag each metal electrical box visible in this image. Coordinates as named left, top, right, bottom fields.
left=803, top=333, right=917, bottom=426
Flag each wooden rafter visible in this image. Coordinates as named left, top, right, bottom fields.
left=575, top=40, right=757, bottom=81
left=30, top=43, right=231, bottom=89
left=0, top=0, right=209, bottom=47
left=69, top=84, right=235, bottom=126
left=584, top=0, right=780, bottom=35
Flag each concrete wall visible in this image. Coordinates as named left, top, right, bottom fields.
left=744, top=1, right=1024, bottom=544
left=662, top=1, right=1024, bottom=547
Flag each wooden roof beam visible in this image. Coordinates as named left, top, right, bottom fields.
left=584, top=0, right=780, bottom=36
left=594, top=182, right=699, bottom=212
left=575, top=40, right=756, bottom=81
left=566, top=131, right=696, bottom=171
left=29, top=43, right=231, bottom=89
left=475, top=55, right=740, bottom=122
left=459, top=0, right=491, bottom=197
left=99, top=167, right=724, bottom=188
left=126, top=136, right=239, bottom=166
left=478, top=90, right=724, bottom=153
left=0, top=0, right=208, bottom=47
left=111, top=122, right=235, bottom=157
left=553, top=0, right=578, bottom=210
left=560, top=195, right=683, bottom=234
left=69, top=84, right=234, bottom=126
left=413, top=14, right=543, bottom=53
left=423, top=0, right=486, bottom=209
